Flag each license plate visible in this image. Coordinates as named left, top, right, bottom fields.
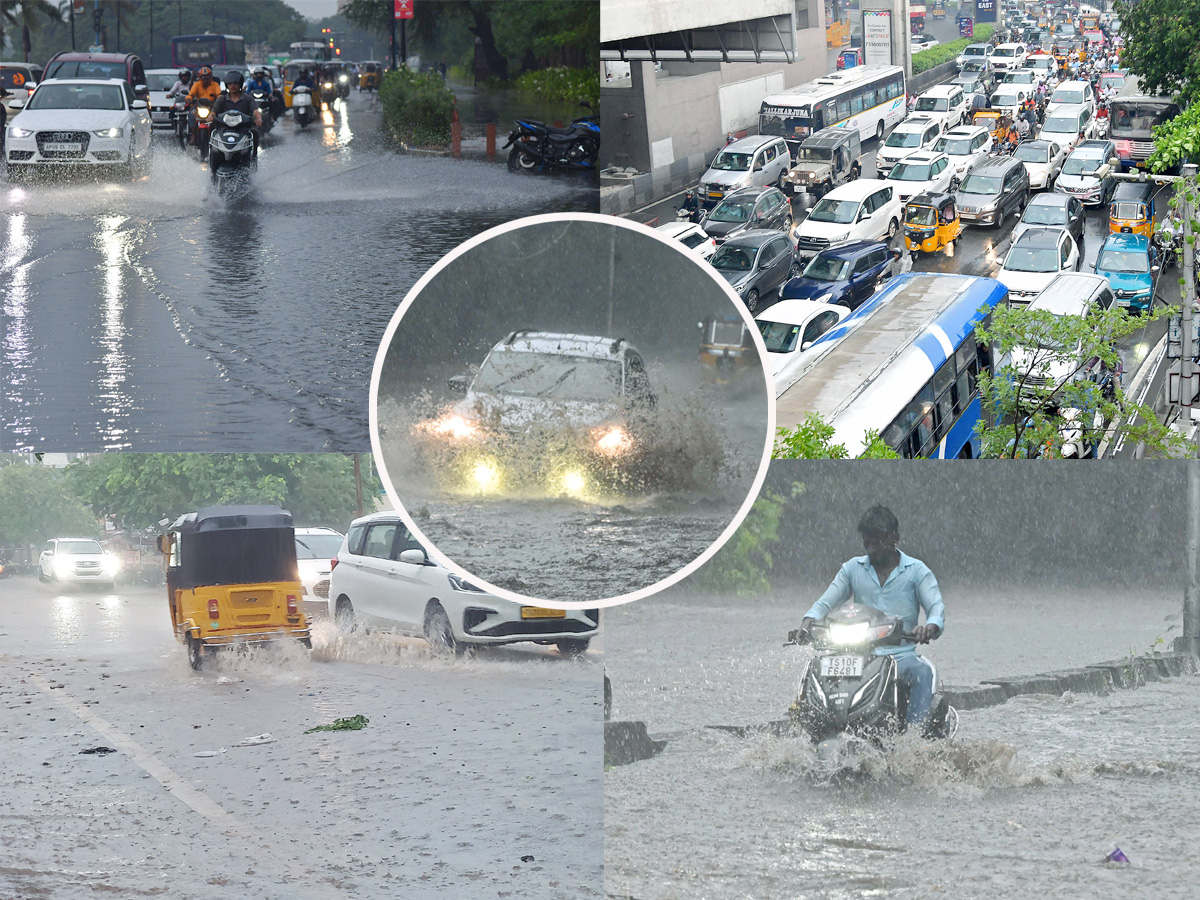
left=1117, top=298, right=1130, bottom=307
left=44, top=142, right=81, bottom=152
left=821, top=655, right=865, bottom=677
left=520, top=607, right=566, bottom=619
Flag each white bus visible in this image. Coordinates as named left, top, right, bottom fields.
left=759, top=65, right=906, bottom=152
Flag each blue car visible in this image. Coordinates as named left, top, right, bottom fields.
left=1093, top=233, right=1158, bottom=313
left=778, top=240, right=892, bottom=311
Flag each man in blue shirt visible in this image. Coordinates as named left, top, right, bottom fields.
left=797, top=505, right=945, bottom=729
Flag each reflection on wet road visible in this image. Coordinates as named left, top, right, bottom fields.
left=0, top=94, right=596, bottom=450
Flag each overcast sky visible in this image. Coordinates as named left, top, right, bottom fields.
left=289, top=0, right=340, bottom=20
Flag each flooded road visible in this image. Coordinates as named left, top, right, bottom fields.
left=605, top=590, right=1200, bottom=900
left=0, top=577, right=602, bottom=899
left=0, top=93, right=596, bottom=451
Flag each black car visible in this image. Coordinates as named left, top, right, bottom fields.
left=778, top=240, right=892, bottom=311
left=708, top=229, right=795, bottom=312
left=699, top=185, right=793, bottom=243
left=1012, top=192, right=1086, bottom=246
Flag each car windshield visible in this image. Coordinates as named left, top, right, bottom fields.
left=964, top=46, right=987, bottom=56
left=885, top=131, right=922, bottom=148
left=473, top=351, right=622, bottom=402
left=710, top=321, right=746, bottom=345
left=960, top=174, right=1002, bottom=194
left=28, top=82, right=125, bottom=110
left=1062, top=155, right=1102, bottom=176
left=709, top=150, right=753, bottom=171
left=916, top=97, right=949, bottom=112
left=1005, top=244, right=1062, bottom=272
left=1022, top=205, right=1067, bottom=225
left=1015, top=144, right=1049, bottom=163
left=708, top=196, right=756, bottom=223
left=295, top=534, right=344, bottom=559
left=802, top=255, right=851, bottom=281
left=57, top=540, right=104, bottom=554
left=935, top=136, right=973, bottom=156
left=757, top=319, right=803, bottom=354
left=890, top=160, right=934, bottom=181
left=797, top=146, right=833, bottom=161
left=1004, top=72, right=1033, bottom=82
left=1043, top=116, right=1079, bottom=133
left=1098, top=248, right=1149, bottom=273
left=710, top=245, right=756, bottom=271
left=991, top=91, right=1021, bottom=105
left=1112, top=201, right=1144, bottom=220
left=146, top=72, right=177, bottom=91
left=1053, top=88, right=1084, bottom=104
left=906, top=206, right=938, bottom=226
left=994, top=47, right=1016, bottom=57
left=1101, top=75, right=1126, bottom=90
left=807, top=198, right=860, bottom=224
left=46, top=60, right=126, bottom=80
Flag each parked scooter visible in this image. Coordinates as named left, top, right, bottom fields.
left=504, top=102, right=600, bottom=174
left=208, top=107, right=257, bottom=200
left=291, top=85, right=315, bottom=130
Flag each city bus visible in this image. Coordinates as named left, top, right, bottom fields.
left=1107, top=77, right=1182, bottom=171
left=289, top=41, right=332, bottom=63
left=759, top=65, right=906, bottom=153
left=171, top=34, right=245, bottom=70
left=775, top=273, right=1010, bottom=458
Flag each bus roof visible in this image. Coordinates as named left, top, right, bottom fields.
left=760, top=65, right=904, bottom=110
left=775, top=274, right=1008, bottom=447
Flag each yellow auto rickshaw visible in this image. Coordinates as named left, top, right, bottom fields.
left=359, top=60, right=382, bottom=92
left=159, top=505, right=311, bottom=670
left=698, top=315, right=756, bottom=384
left=1109, top=181, right=1156, bottom=239
left=282, top=58, right=318, bottom=108
left=904, top=191, right=961, bottom=258
left=972, top=108, right=1006, bottom=144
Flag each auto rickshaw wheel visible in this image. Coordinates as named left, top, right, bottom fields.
left=187, top=635, right=204, bottom=671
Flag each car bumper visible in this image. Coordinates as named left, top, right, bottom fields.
left=6, top=135, right=131, bottom=166
left=48, top=568, right=116, bottom=584
left=1028, top=171, right=1050, bottom=189
left=960, top=209, right=997, bottom=224
left=150, top=108, right=175, bottom=128
left=1058, top=184, right=1105, bottom=205
left=455, top=603, right=600, bottom=645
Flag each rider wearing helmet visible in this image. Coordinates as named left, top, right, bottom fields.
left=185, top=66, right=221, bottom=106
left=293, top=66, right=317, bottom=93
left=211, top=69, right=263, bottom=157
left=167, top=67, right=193, bottom=99
left=244, top=66, right=279, bottom=122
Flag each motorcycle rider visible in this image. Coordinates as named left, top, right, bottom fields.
left=794, top=505, right=945, bottom=731
left=185, top=65, right=222, bottom=153
left=244, top=66, right=279, bottom=123
left=167, top=67, right=193, bottom=99
left=211, top=69, right=263, bottom=158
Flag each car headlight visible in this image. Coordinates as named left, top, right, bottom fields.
left=447, top=573, right=487, bottom=593
left=92, top=126, right=123, bottom=138
left=829, top=232, right=850, bottom=243
left=735, top=281, right=749, bottom=293
left=815, top=292, right=834, bottom=305
left=54, top=559, right=73, bottom=576
left=419, top=413, right=479, bottom=440
left=102, top=556, right=120, bottom=575
left=593, top=425, right=633, bottom=456
left=9, top=125, right=32, bottom=138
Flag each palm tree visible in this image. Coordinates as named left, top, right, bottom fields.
left=0, top=0, right=60, bottom=62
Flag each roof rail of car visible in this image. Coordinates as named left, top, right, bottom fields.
left=503, top=329, right=535, bottom=345
left=610, top=337, right=626, bottom=354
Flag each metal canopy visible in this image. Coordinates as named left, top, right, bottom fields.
left=600, top=14, right=796, bottom=64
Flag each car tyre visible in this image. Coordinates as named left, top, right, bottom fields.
left=886, top=218, right=899, bottom=241
left=849, top=163, right=860, bottom=181
left=425, top=604, right=461, bottom=656
left=789, top=261, right=803, bottom=278
left=776, top=171, right=786, bottom=191
left=556, top=638, right=590, bottom=656
left=334, top=596, right=358, bottom=632
left=745, top=288, right=760, bottom=312
left=187, top=635, right=204, bottom=671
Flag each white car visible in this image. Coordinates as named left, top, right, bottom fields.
left=1038, top=104, right=1096, bottom=153
left=996, top=226, right=1081, bottom=303
left=794, top=180, right=902, bottom=262
left=989, top=84, right=1031, bottom=116
left=5, top=78, right=152, bottom=179
left=988, top=42, right=1028, bottom=71
left=912, top=85, right=968, bottom=132
left=754, top=299, right=849, bottom=387
left=910, top=34, right=940, bottom=53
left=295, top=526, right=345, bottom=617
left=1013, top=139, right=1067, bottom=190
left=885, top=150, right=957, bottom=202
left=1000, top=70, right=1037, bottom=89
left=38, top=538, right=119, bottom=589
left=875, top=115, right=942, bottom=175
left=932, top=125, right=992, bottom=181
left=1021, top=55, right=1059, bottom=88
left=655, top=220, right=717, bottom=260
left=143, top=67, right=180, bottom=129
left=327, top=511, right=599, bottom=654
left=955, top=43, right=992, bottom=71
left=1048, top=80, right=1098, bottom=118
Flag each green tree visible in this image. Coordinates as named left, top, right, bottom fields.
left=694, top=482, right=803, bottom=594
left=0, top=0, right=60, bottom=61
left=774, top=417, right=902, bottom=459
left=0, top=460, right=98, bottom=548
left=1114, top=0, right=1200, bottom=107
left=974, top=301, right=1186, bottom=458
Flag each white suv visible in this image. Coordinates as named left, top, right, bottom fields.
left=931, top=125, right=992, bottom=181
left=38, top=538, right=119, bottom=589
left=988, top=42, right=1028, bottom=71
left=794, top=180, right=901, bottom=262
left=875, top=115, right=942, bottom=175
left=327, top=511, right=599, bottom=654
left=912, top=85, right=968, bottom=132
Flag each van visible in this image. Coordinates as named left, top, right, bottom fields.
left=781, top=126, right=862, bottom=197
left=793, top=179, right=902, bottom=262
left=698, top=134, right=791, bottom=208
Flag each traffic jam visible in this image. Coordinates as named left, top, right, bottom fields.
left=647, top=0, right=1181, bottom=442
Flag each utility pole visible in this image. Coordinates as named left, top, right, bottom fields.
left=1188, top=461, right=1200, bottom=657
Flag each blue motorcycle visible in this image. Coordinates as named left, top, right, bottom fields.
left=505, top=102, right=599, bottom=174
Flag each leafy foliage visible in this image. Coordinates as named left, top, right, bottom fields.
left=693, top=482, right=802, bottom=594
left=1146, top=103, right=1200, bottom=172
left=1114, top=0, right=1200, bottom=107
left=974, top=301, right=1186, bottom=458
left=512, top=66, right=598, bottom=106
left=773, top=416, right=902, bottom=459
left=0, top=460, right=98, bottom=548
left=378, top=65, right=455, bottom=146
left=911, top=25, right=995, bottom=75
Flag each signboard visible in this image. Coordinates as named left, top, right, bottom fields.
left=958, top=16, right=974, bottom=38
left=976, top=0, right=997, bottom=23
left=863, top=11, right=892, bottom=67
left=394, top=0, right=413, bottom=19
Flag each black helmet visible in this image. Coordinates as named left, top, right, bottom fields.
left=179, top=68, right=192, bottom=81
left=226, top=70, right=244, bottom=87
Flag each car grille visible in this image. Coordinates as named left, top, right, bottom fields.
left=796, top=235, right=830, bottom=251
left=8, top=151, right=33, bottom=160
left=35, top=131, right=89, bottom=158
left=1130, top=140, right=1154, bottom=159
left=1114, top=289, right=1143, bottom=300
left=470, top=618, right=596, bottom=637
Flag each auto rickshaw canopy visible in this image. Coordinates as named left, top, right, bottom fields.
left=167, top=505, right=298, bottom=591
left=906, top=191, right=957, bottom=221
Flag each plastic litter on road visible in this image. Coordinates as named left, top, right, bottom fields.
left=193, top=748, right=228, bottom=758
left=232, top=732, right=276, bottom=747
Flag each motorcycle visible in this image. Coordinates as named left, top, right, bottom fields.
left=173, top=96, right=188, bottom=150
left=676, top=189, right=702, bottom=223
left=249, top=88, right=273, bottom=132
left=208, top=107, right=257, bottom=201
left=188, top=98, right=215, bottom=160
left=291, top=85, right=315, bottom=130
left=336, top=71, right=351, bottom=100
left=504, top=102, right=600, bottom=174
left=786, top=602, right=957, bottom=764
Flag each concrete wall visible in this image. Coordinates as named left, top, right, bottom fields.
left=602, top=0, right=796, bottom=43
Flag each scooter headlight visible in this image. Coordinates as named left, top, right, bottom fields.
left=828, top=621, right=871, bottom=644
left=593, top=425, right=633, bottom=456
left=338, top=74, right=348, bottom=83
left=323, top=82, right=333, bottom=89
left=196, top=106, right=211, bottom=119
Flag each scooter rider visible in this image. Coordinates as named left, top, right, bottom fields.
left=167, top=67, right=193, bottom=99
left=245, top=66, right=280, bottom=121
left=212, top=70, right=263, bottom=157
left=793, top=505, right=945, bottom=730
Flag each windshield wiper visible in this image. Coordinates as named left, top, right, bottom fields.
left=537, top=366, right=577, bottom=397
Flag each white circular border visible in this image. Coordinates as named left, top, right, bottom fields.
left=368, top=211, right=777, bottom=610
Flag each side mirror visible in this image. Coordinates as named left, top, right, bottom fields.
left=801, top=340, right=814, bottom=351
left=399, top=548, right=427, bottom=565
left=1152, top=264, right=1161, bottom=273
left=753, top=162, right=763, bottom=172
left=131, top=100, right=148, bottom=109
left=446, top=374, right=470, bottom=395
left=134, top=84, right=148, bottom=94
left=9, top=99, right=24, bottom=109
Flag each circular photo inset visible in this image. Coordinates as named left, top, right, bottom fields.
left=369, top=213, right=774, bottom=607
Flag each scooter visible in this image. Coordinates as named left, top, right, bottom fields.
left=336, top=71, right=351, bottom=100
left=504, top=102, right=600, bottom=174
left=249, top=88, right=273, bottom=132
left=291, top=85, right=315, bottom=130
left=188, top=98, right=215, bottom=160
left=208, top=107, right=256, bottom=201
left=172, top=96, right=188, bottom=150
left=786, top=602, right=957, bottom=764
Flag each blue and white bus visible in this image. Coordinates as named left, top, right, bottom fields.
left=759, top=65, right=906, bottom=153
left=775, top=273, right=1010, bottom=458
